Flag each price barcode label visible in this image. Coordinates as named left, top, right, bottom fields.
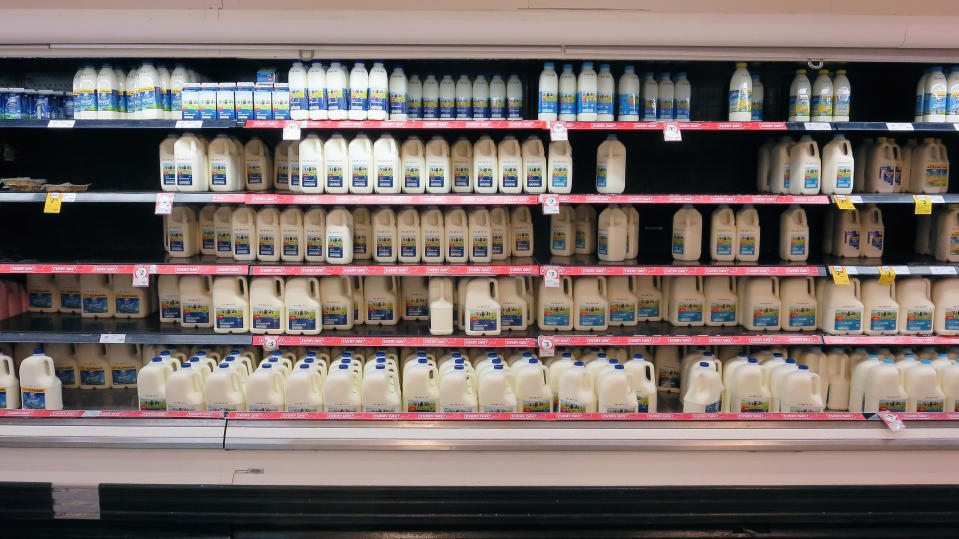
left=99, top=334, right=126, bottom=344
left=803, top=122, right=831, bottom=131
left=549, top=121, right=568, bottom=141
left=282, top=122, right=302, bottom=141
left=175, top=120, right=203, bottom=128
left=47, top=120, right=75, bottom=128
left=886, top=122, right=914, bottom=131
left=830, top=266, right=850, bottom=285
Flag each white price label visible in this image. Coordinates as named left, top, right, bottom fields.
left=175, top=120, right=203, bottom=128
left=47, top=120, right=75, bottom=128
left=283, top=122, right=302, bottom=141
left=543, top=266, right=561, bottom=288
left=537, top=336, right=555, bottom=358
left=154, top=192, right=174, bottom=215
left=931, top=195, right=946, bottom=204
left=60, top=193, right=77, bottom=203
left=549, top=121, right=568, bottom=141
left=99, top=334, right=126, bottom=344
left=132, top=265, right=150, bottom=287
left=663, top=123, right=682, bottom=142
left=803, top=122, right=831, bottom=131
left=542, top=194, right=560, bottom=215
left=890, top=265, right=910, bottom=276
left=844, top=266, right=859, bottom=275
left=931, top=266, right=958, bottom=275
left=885, top=122, right=914, bottom=131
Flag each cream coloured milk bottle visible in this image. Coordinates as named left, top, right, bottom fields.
left=904, top=360, right=944, bottom=412
left=451, top=137, right=474, bottom=193
left=284, top=364, right=323, bottom=411
left=574, top=204, right=596, bottom=255
left=558, top=361, right=596, bottom=412
left=464, top=278, right=501, bottom=336
left=788, top=69, right=811, bottom=122
left=514, top=359, right=552, bottom=413
left=667, top=276, right=705, bottom=327
left=363, top=364, right=400, bottom=412
left=538, top=276, right=574, bottom=331
left=624, top=205, right=640, bottom=259
left=704, top=276, right=737, bottom=327
left=941, top=361, right=959, bottom=412
left=768, top=137, right=795, bottom=194
left=403, top=357, right=439, bottom=412
left=279, top=207, right=304, bottom=262
left=206, top=363, right=246, bottom=412
left=933, top=278, right=959, bottom=335
left=597, top=205, right=628, bottom=262
left=547, top=140, right=573, bottom=194
left=372, top=133, right=400, bottom=194
left=80, top=274, right=115, bottom=319
left=320, top=276, right=353, bottom=330
left=489, top=207, right=509, bottom=261
left=157, top=275, right=181, bottom=324
left=742, top=278, right=782, bottom=331
left=445, top=207, right=468, bottom=264
left=324, top=207, right=353, bottom=265
left=429, top=277, right=455, bottom=335
left=19, top=349, right=62, bottom=410
left=820, top=278, right=864, bottom=335
left=297, top=133, right=324, bottom=193
left=208, top=134, right=242, bottom=192
left=250, top=277, right=285, bottom=335
left=468, top=208, right=493, bottom=263
left=26, top=274, right=59, bottom=313
left=780, top=277, right=817, bottom=332
left=861, top=204, right=884, bottom=258
left=231, top=206, right=256, bottom=261
left=635, top=276, right=663, bottom=322
left=624, top=354, right=657, bottom=412
left=834, top=209, right=862, bottom=258
left=473, top=135, right=498, bottom=194
left=213, top=206, right=234, bottom=258
left=425, top=136, right=451, bottom=194
left=420, top=207, right=445, bottom=263
left=245, top=364, right=284, bottom=411
left=323, top=133, right=348, bottom=193
left=824, top=349, right=850, bottom=410
left=863, top=359, right=907, bottom=413
left=165, top=205, right=199, bottom=258
left=596, top=135, right=626, bottom=194
left=388, top=65, right=408, bottom=121
left=165, top=363, right=205, bottom=411
left=159, top=134, right=177, bottom=191
left=507, top=206, right=534, bottom=258
left=396, top=206, right=421, bottom=263
left=497, top=136, right=523, bottom=194
left=780, top=365, right=824, bottom=412
left=76, top=343, right=111, bottom=389
left=866, top=138, right=898, bottom=193
left=574, top=277, right=609, bottom=331
left=256, top=206, right=281, bottom=262
left=401, top=136, right=426, bottom=194
left=788, top=135, right=821, bottom=195
left=911, top=137, right=950, bottom=194
left=607, top=276, right=638, bottom=328
left=735, top=205, right=760, bottom=262
left=653, top=346, right=681, bottom=393
left=471, top=75, right=490, bottom=120
left=137, top=357, right=173, bottom=410
left=709, top=205, right=737, bottom=262
left=897, top=277, right=935, bottom=335
left=198, top=204, right=217, bottom=256
left=324, top=363, right=360, bottom=412
left=285, top=277, right=321, bottom=335
left=372, top=207, right=397, bottom=263
left=174, top=133, right=208, bottom=192
left=56, top=274, right=81, bottom=314
left=367, top=61, right=389, bottom=121
left=365, top=276, right=399, bottom=327
left=348, top=133, right=374, bottom=194
left=935, top=206, right=959, bottom=262
left=780, top=205, right=809, bottom=261
left=821, top=134, right=854, bottom=195
left=497, top=276, right=528, bottom=331
left=728, top=62, right=752, bottom=121
left=672, top=205, right=702, bottom=261
left=213, top=276, right=249, bottom=334
left=521, top=136, right=547, bottom=194
left=244, top=136, right=272, bottom=191
left=402, top=276, right=429, bottom=321
left=113, top=277, right=150, bottom=319
left=304, top=208, right=326, bottom=263
left=179, top=275, right=214, bottom=328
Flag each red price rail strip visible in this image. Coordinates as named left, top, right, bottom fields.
left=821, top=335, right=944, bottom=345
left=245, top=193, right=539, bottom=205
left=244, top=120, right=548, bottom=130
left=560, top=121, right=788, bottom=131
left=548, top=265, right=822, bottom=276
left=0, top=263, right=248, bottom=275
left=0, top=410, right=86, bottom=418
left=252, top=264, right=539, bottom=276
left=544, top=194, right=830, bottom=204
left=152, top=264, right=248, bottom=275
left=540, top=333, right=823, bottom=347
left=252, top=335, right=537, bottom=347
left=84, top=410, right=225, bottom=419
left=225, top=411, right=862, bottom=421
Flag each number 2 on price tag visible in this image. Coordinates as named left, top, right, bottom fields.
left=830, top=266, right=850, bottom=285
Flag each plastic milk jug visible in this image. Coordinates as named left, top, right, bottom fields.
left=780, top=277, right=817, bottom=331
left=933, top=278, right=959, bottom=335
left=710, top=205, right=737, bottom=262
left=451, top=137, right=474, bottom=193
left=352, top=276, right=366, bottom=325
left=861, top=204, right=884, bottom=258
left=53, top=274, right=80, bottom=314
left=624, top=355, right=657, bottom=412
left=768, top=137, right=795, bottom=194
left=728, top=359, right=770, bottom=413
left=497, top=136, right=523, bottom=194
left=520, top=136, right=547, bottom=194
left=159, top=134, right=177, bottom=191
left=272, top=141, right=291, bottom=191
left=683, top=361, right=723, bottom=413
left=325, top=207, right=353, bottom=265
left=348, top=134, right=374, bottom=194
left=213, top=276, right=249, bottom=334
left=289, top=141, right=303, bottom=192
left=425, top=136, right=451, bottom=194
left=667, top=276, right=705, bottom=327
left=473, top=136, right=498, bottom=194
left=392, top=206, right=420, bottom=263
left=372, top=208, right=397, bottom=263
left=941, top=361, right=959, bottom=412
left=208, top=135, right=242, bottom=192
left=574, top=277, right=609, bottom=331
left=179, top=276, right=214, bottom=328
left=757, top=139, right=775, bottom=192
left=497, top=276, right=528, bottom=331
left=445, top=208, right=468, bottom=263
left=635, top=276, right=663, bottom=322
left=304, top=208, right=326, bottom=263
left=403, top=358, right=439, bottom=412
left=598, top=205, right=628, bottom=262
left=255, top=206, right=281, bottom=262
left=421, top=207, right=445, bottom=263
left=722, top=354, right=749, bottom=412
left=705, top=276, right=738, bottom=327
left=174, top=133, right=208, bottom=192
left=821, top=279, right=864, bottom=335
left=607, top=276, right=638, bottom=328
left=897, top=277, right=935, bottom=335
left=468, top=208, right=493, bottom=263
left=439, top=366, right=478, bottom=412
left=279, top=207, right=305, bottom=262
left=834, top=209, right=862, bottom=257
left=250, top=277, right=285, bottom=335
left=243, top=137, right=272, bottom=191
left=862, top=279, right=899, bottom=336
left=204, top=363, right=245, bottom=412
left=229, top=206, right=255, bottom=261
left=17, top=350, right=61, bottom=410
left=848, top=354, right=881, bottom=412
left=370, top=134, right=400, bottom=194
left=320, top=363, right=358, bottom=412
left=165, top=206, right=199, bottom=258
left=780, top=205, right=810, bottom=261
left=80, top=274, right=115, bottom=319
left=672, top=205, right=703, bottom=261
left=863, top=359, right=907, bottom=413
left=735, top=205, right=760, bottom=262
left=164, top=363, right=204, bottom=411
left=514, top=359, right=552, bottom=413
left=596, top=135, right=626, bottom=194
left=74, top=344, right=110, bottom=390
left=538, top=276, right=574, bottom=331
left=742, top=277, right=781, bottom=331
left=904, top=360, right=945, bottom=412
left=728, top=62, right=752, bottom=121
left=320, top=276, right=353, bottom=330
left=788, top=136, right=821, bottom=195
left=197, top=205, right=217, bottom=256
left=243, top=364, right=283, bottom=412
left=365, top=276, right=399, bottom=327
left=935, top=206, right=959, bottom=262
left=318, top=133, right=346, bottom=193
left=282, top=364, right=322, bottom=412
left=866, top=138, right=898, bottom=193
left=598, top=365, right=637, bottom=413
left=113, top=278, right=149, bottom=319
left=548, top=140, right=573, bottom=194
left=824, top=349, right=850, bottom=410
left=780, top=366, right=825, bottom=412
left=46, top=343, right=78, bottom=389
left=464, top=278, right=501, bottom=336
left=558, top=361, right=596, bottom=412
left=912, top=138, right=950, bottom=194
left=574, top=205, right=596, bottom=255
left=27, top=274, right=59, bottom=313
left=137, top=357, right=173, bottom=410
left=399, top=135, right=426, bottom=194
left=212, top=206, right=233, bottom=258
left=822, top=134, right=854, bottom=195
left=284, top=277, right=321, bottom=335
left=294, top=134, right=323, bottom=194
left=428, top=277, right=455, bottom=335
left=362, top=364, right=400, bottom=412
left=479, top=364, right=517, bottom=412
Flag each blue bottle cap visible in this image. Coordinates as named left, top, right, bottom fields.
left=786, top=358, right=796, bottom=364
left=151, top=357, right=163, bottom=363
left=574, top=361, right=584, bottom=366
left=798, top=365, right=809, bottom=370
left=299, top=364, right=310, bottom=369
left=748, top=358, right=758, bottom=363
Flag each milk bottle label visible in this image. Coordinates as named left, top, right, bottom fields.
left=551, top=164, right=569, bottom=188
left=375, top=234, right=393, bottom=258
left=289, top=86, right=306, bottom=111
left=76, top=88, right=96, bottom=113
left=878, top=398, right=906, bottom=412
left=209, top=160, right=227, bottom=186
left=83, top=293, right=109, bottom=313
left=610, top=301, right=636, bottom=323
left=675, top=96, right=691, bottom=121
left=596, top=164, right=608, bottom=188
left=448, top=234, right=465, bottom=258
left=501, top=305, right=524, bottom=327
left=916, top=399, right=944, bottom=412
left=29, top=291, right=53, bottom=309
left=283, top=233, right=300, bottom=256
left=710, top=302, right=736, bottom=323
left=672, top=232, right=687, bottom=255
left=783, top=166, right=790, bottom=189
left=322, top=305, right=348, bottom=326
left=880, top=165, right=895, bottom=187
left=925, top=165, right=948, bottom=188
left=376, top=164, right=395, bottom=188
left=62, top=291, right=81, bottom=310
left=526, top=165, right=543, bottom=188
left=306, top=233, right=323, bottom=257
left=739, top=397, right=770, bottom=413
left=112, top=364, right=138, bottom=385
left=406, top=296, right=428, bottom=318
left=253, top=307, right=281, bottom=330
left=368, top=300, right=395, bottom=322
left=424, top=234, right=442, bottom=259
left=559, top=91, right=575, bottom=115
left=309, top=87, right=326, bottom=111
left=161, top=297, right=181, bottom=320
left=575, top=228, right=587, bottom=250
left=21, top=387, right=46, bottom=409
left=369, top=88, right=387, bottom=113
left=116, top=294, right=142, bottom=314
left=543, top=304, right=571, bottom=326
left=175, top=160, right=193, bottom=186
left=247, top=161, right=264, bottom=185
left=790, top=233, right=808, bottom=256
left=597, top=90, right=613, bottom=116
left=539, top=89, right=557, bottom=114
left=502, top=165, right=519, bottom=189
left=288, top=308, right=317, bottom=331
left=946, top=310, right=959, bottom=330
left=926, top=91, right=946, bottom=116
left=812, top=94, right=832, bottom=118
left=951, top=233, right=959, bottom=256
left=657, top=366, right=680, bottom=389
left=55, top=367, right=76, bottom=386
left=202, top=226, right=215, bottom=251
left=643, top=97, right=657, bottom=119
left=454, top=165, right=470, bottom=188
left=80, top=366, right=106, bottom=386
left=836, top=166, right=852, bottom=189
left=289, top=164, right=300, bottom=189
left=328, top=87, right=346, bottom=111
left=835, top=94, right=850, bottom=116
left=404, top=166, right=421, bottom=189
left=738, top=233, right=757, bottom=256
left=140, top=86, right=162, bottom=110
left=514, top=230, right=531, bottom=252
left=276, top=161, right=289, bottom=187
left=638, top=298, right=660, bottom=318
left=389, top=91, right=407, bottom=115
left=751, top=100, right=763, bottom=121
left=399, top=233, right=417, bottom=258
left=677, top=302, right=703, bottom=323
left=216, top=307, right=244, bottom=329
left=168, top=230, right=185, bottom=252
left=477, top=165, right=494, bottom=189
left=422, top=95, right=438, bottom=118
left=752, top=306, right=780, bottom=327
left=716, top=233, right=733, bottom=256
left=834, top=310, right=862, bottom=331
left=560, top=399, right=587, bottom=413
left=469, top=309, right=497, bottom=331
left=804, top=166, right=820, bottom=190
left=551, top=229, right=568, bottom=251
left=522, top=397, right=551, bottom=413
left=490, top=95, right=506, bottom=119
left=577, top=89, right=597, bottom=114
left=472, top=231, right=489, bottom=257
left=139, top=395, right=166, bottom=410
left=788, top=305, right=815, bottom=327
left=162, top=161, right=176, bottom=187
left=729, top=89, right=751, bottom=113
left=217, top=231, right=232, bottom=253
left=789, top=94, right=809, bottom=117
left=326, top=164, right=344, bottom=188
left=844, top=230, right=860, bottom=251
left=619, top=93, right=638, bottom=118
left=441, top=96, right=456, bottom=119
left=327, top=235, right=345, bottom=259
left=472, top=97, right=489, bottom=119
left=703, top=400, right=721, bottom=413
left=258, top=233, right=275, bottom=257
left=300, top=162, right=319, bottom=188
left=867, top=230, right=883, bottom=252
left=407, top=398, right=437, bottom=413
left=657, top=98, right=673, bottom=120
left=428, top=166, right=445, bottom=188
left=182, top=302, right=210, bottom=324
left=351, top=164, right=368, bottom=188
left=350, top=87, right=368, bottom=112
left=492, top=231, right=505, bottom=255
left=906, top=309, right=933, bottom=332
left=578, top=305, right=607, bottom=326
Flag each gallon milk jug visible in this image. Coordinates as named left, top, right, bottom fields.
left=250, top=277, right=285, bottom=335
left=735, top=205, right=760, bottom=262
left=866, top=138, right=898, bottom=193
left=624, top=205, right=640, bottom=259
left=935, top=206, right=959, bottom=262
left=742, top=277, right=781, bottom=331
left=709, top=205, right=737, bottom=262
left=941, top=361, right=959, bottom=412
left=780, top=206, right=810, bottom=261
left=362, top=364, right=400, bottom=412
left=244, top=364, right=283, bottom=411
left=451, top=137, right=474, bottom=193
left=322, top=133, right=348, bottom=193
left=76, top=343, right=111, bottom=389
left=205, top=363, right=246, bottom=412
left=780, top=277, right=817, bottom=331
left=198, top=204, right=217, bottom=256
left=174, top=133, right=209, bottom=192
left=296, top=134, right=324, bottom=194
left=538, top=276, right=574, bottom=331
left=165, top=206, right=199, bottom=258
left=421, top=207, right=445, bottom=263
left=574, top=277, right=609, bottom=331
left=213, top=276, right=250, bottom=334
left=401, top=136, right=426, bottom=194
left=683, top=361, right=723, bottom=413
left=821, top=278, right=864, bottom=334
left=514, top=359, right=552, bottom=413
left=165, top=363, right=205, bottom=411
left=596, top=135, right=626, bottom=194
left=834, top=209, right=862, bottom=258
left=304, top=208, right=326, bottom=263
left=911, top=138, right=950, bottom=194
left=497, top=136, right=523, bottom=194
left=439, top=366, right=478, bottom=412
left=768, top=137, right=795, bottom=194
left=352, top=276, right=366, bottom=325
left=230, top=206, right=255, bottom=261
left=479, top=364, right=517, bottom=412
left=392, top=207, right=421, bottom=263
left=722, top=354, right=749, bottom=412
left=372, top=207, right=397, bottom=263
left=159, top=134, right=178, bottom=191
left=403, top=358, right=439, bottom=412
left=208, top=134, right=242, bottom=192
left=371, top=133, right=400, bottom=194
left=473, top=136, right=498, bottom=194
left=255, top=206, right=281, bottom=262
left=445, top=207, right=468, bottom=263
left=284, top=364, right=323, bottom=412
left=429, top=277, right=455, bottom=335
left=933, top=278, right=959, bottom=335
left=348, top=133, right=374, bottom=194
left=464, top=278, right=501, bottom=336
left=597, top=205, right=628, bottom=262
left=521, top=136, right=547, bottom=194
left=323, top=363, right=360, bottom=412
left=704, top=276, right=738, bottom=327
left=365, top=276, right=399, bottom=326
left=244, top=137, right=273, bottom=191
left=624, top=354, right=657, bottom=412
left=212, top=206, right=234, bottom=258
left=863, top=359, right=907, bottom=413
left=108, top=343, right=141, bottom=388
left=56, top=274, right=81, bottom=314
left=498, top=276, right=528, bottom=331
left=757, top=139, right=775, bottom=192
left=279, top=207, right=305, bottom=262
left=574, top=205, right=597, bottom=255
left=788, top=135, right=821, bottom=195
left=821, top=134, right=854, bottom=195
left=672, top=205, right=703, bottom=261
left=137, top=357, right=173, bottom=410
left=607, top=276, right=638, bottom=328
left=425, top=136, right=451, bottom=194
left=780, top=365, right=825, bottom=412
left=905, top=360, right=945, bottom=412
left=598, top=365, right=638, bottom=413
left=861, top=204, right=884, bottom=258
left=635, top=276, right=663, bottom=322
left=897, top=277, right=935, bottom=335
left=285, top=277, right=321, bottom=335
left=728, top=358, right=771, bottom=413
left=509, top=206, right=535, bottom=258
left=320, top=276, right=353, bottom=330
left=19, top=350, right=62, bottom=410
left=468, top=208, right=493, bottom=263
left=80, top=274, right=115, bottom=319
left=179, top=275, right=213, bottom=328
left=668, top=276, right=705, bottom=327
left=558, top=361, right=596, bottom=412
left=862, top=279, right=899, bottom=335
left=26, top=274, right=59, bottom=313
left=547, top=140, right=574, bottom=194
left=325, top=207, right=354, bottom=265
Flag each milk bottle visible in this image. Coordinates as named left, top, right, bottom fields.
left=489, top=207, right=509, bottom=261
left=911, top=138, right=950, bottom=194
left=625, top=205, right=640, bottom=259
left=497, top=136, right=523, bottom=194
left=298, top=134, right=324, bottom=194
left=348, top=133, right=374, bottom=194
left=159, top=134, right=177, bottom=191
left=821, top=134, right=854, bottom=195
left=768, top=137, right=795, bottom=194
left=346, top=61, right=369, bottom=121
left=656, top=73, right=675, bottom=121
left=576, top=62, right=598, bottom=121
left=450, top=137, right=474, bottom=193
left=861, top=204, right=884, bottom=258
left=444, top=74, right=460, bottom=119
left=174, top=133, right=208, bottom=192
left=606, top=276, right=638, bottom=328
left=904, top=360, right=945, bottom=412
left=213, top=276, right=249, bottom=334
left=179, top=276, right=214, bottom=328
left=284, top=277, right=321, bottom=335
left=428, top=277, right=454, bottom=335
left=320, top=276, right=353, bottom=330
left=865, top=138, right=897, bottom=193
left=811, top=70, right=834, bottom=122
left=667, top=276, right=705, bottom=327
left=683, top=361, right=723, bottom=413
left=494, top=277, right=526, bottom=331
left=250, top=277, right=285, bottom=335
left=165, top=362, right=204, bottom=411
left=897, top=277, right=935, bottom=335
left=742, top=278, right=782, bottom=331
left=392, top=135, right=427, bottom=194
left=17, top=350, right=61, bottom=410
left=574, top=277, right=609, bottom=331
left=547, top=140, right=574, bottom=194
left=596, top=365, right=636, bottom=413
left=788, top=135, right=821, bottom=195
left=538, top=276, right=574, bottom=331
left=204, top=363, right=245, bottom=412
left=425, top=136, right=451, bottom=194
left=617, top=65, right=640, bottom=121
left=362, top=364, right=400, bottom=412
left=164, top=205, right=199, bottom=258
left=388, top=65, right=408, bottom=121
left=445, top=207, right=468, bottom=263
left=324, top=207, right=353, bottom=265
left=623, top=354, right=656, bottom=412
left=197, top=204, right=217, bottom=256
left=942, top=360, right=959, bottom=412
left=421, top=74, right=439, bottom=120
left=709, top=205, right=737, bottom=262
left=596, top=205, right=627, bottom=262
left=935, top=206, right=959, bottom=262
left=26, top=274, right=59, bottom=313
left=780, top=277, right=817, bottom=331
left=863, top=359, right=907, bottom=412
left=281, top=364, right=322, bottom=412
left=509, top=206, right=534, bottom=258
left=365, top=276, right=399, bottom=327
left=848, top=353, right=881, bottom=412
left=672, top=205, right=702, bottom=261
left=554, top=64, right=576, bottom=121
left=320, top=133, right=347, bottom=193
left=728, top=358, right=770, bottom=413
left=596, top=135, right=626, bottom=194
left=394, top=207, right=421, bottom=263
left=780, top=366, right=824, bottom=412
left=80, top=274, right=115, bottom=319
left=244, top=364, right=283, bottom=412
left=421, top=207, right=445, bottom=263
left=924, top=66, right=948, bottom=122
left=366, top=61, right=388, bottom=121
left=272, top=141, right=291, bottom=191
left=255, top=206, right=280, bottom=262
left=834, top=209, right=862, bottom=257
left=137, top=357, right=173, bottom=410
left=403, top=358, right=439, bottom=412
left=751, top=74, right=764, bottom=120
left=823, top=349, right=850, bottom=410
left=352, top=207, right=372, bottom=260
left=76, top=343, right=111, bottom=389
left=472, top=74, right=490, bottom=120
left=704, top=276, right=737, bottom=327
left=307, top=61, right=328, bottom=120
left=278, top=207, right=305, bottom=262
left=639, top=72, right=657, bottom=120
left=537, top=62, right=559, bottom=121
left=820, top=278, right=864, bottom=335
left=779, top=206, right=809, bottom=261
left=558, top=361, right=595, bottom=412
left=439, top=365, right=478, bottom=412
left=472, top=136, right=498, bottom=194
left=651, top=346, right=680, bottom=393
left=756, top=139, right=774, bottom=192
left=728, top=62, right=752, bottom=121
left=244, top=137, right=273, bottom=191
left=735, top=205, right=760, bottom=262
left=674, top=72, right=692, bottom=121
left=767, top=358, right=799, bottom=411
left=788, top=69, right=811, bottom=122
left=513, top=359, right=551, bottom=413
left=287, top=61, right=308, bottom=120
left=304, top=208, right=326, bottom=263
left=722, top=353, right=750, bottom=410
left=832, top=69, right=851, bottom=121
left=933, top=278, right=959, bottom=335
left=402, top=276, right=429, bottom=321
left=372, top=208, right=397, bottom=263
left=464, top=278, right=501, bottom=335
left=73, top=64, right=97, bottom=119
left=634, top=276, right=663, bottom=322
left=55, top=274, right=81, bottom=314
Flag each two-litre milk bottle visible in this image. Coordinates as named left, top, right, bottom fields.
left=788, top=135, right=821, bottom=195
left=672, top=205, right=703, bottom=261
left=822, top=134, right=854, bottom=195
left=250, top=277, right=285, bottom=335
left=213, top=276, right=250, bottom=334
left=735, top=205, right=760, bottom=262
left=285, top=277, right=322, bottom=335
left=710, top=205, right=737, bottom=262
left=780, top=205, right=810, bottom=261
left=596, top=135, right=626, bottom=194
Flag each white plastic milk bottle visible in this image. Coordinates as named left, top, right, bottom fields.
left=324, top=207, right=353, bottom=265
left=451, top=137, right=474, bottom=193
left=596, top=135, right=626, bottom=194
left=780, top=277, right=817, bottom=331
left=788, top=136, right=821, bottom=195
left=933, top=278, right=959, bottom=335
left=425, top=136, right=451, bottom=194
left=19, top=349, right=62, bottom=410
left=683, top=361, right=723, bottom=413
left=373, top=208, right=397, bottom=263
left=780, top=206, right=809, bottom=261
left=667, top=276, right=705, bottom=327
left=537, top=276, right=574, bottom=331
left=320, top=276, right=353, bottom=330
left=179, top=275, right=214, bottom=328
left=735, top=205, right=760, bottom=262
left=598, top=206, right=628, bottom=262
left=897, top=277, right=935, bottom=335
left=429, top=277, right=455, bottom=335
left=709, top=205, right=737, bottom=262
left=213, top=276, right=250, bottom=334
left=704, top=276, right=737, bottom=327
left=822, top=134, right=854, bottom=195
left=547, top=140, right=573, bottom=194
left=137, top=357, right=173, bottom=410
left=0, top=354, right=20, bottom=409
left=473, top=136, right=498, bottom=194
left=521, top=136, right=547, bottom=194
left=573, top=277, right=609, bottom=331
left=348, top=133, right=374, bottom=194
left=672, top=205, right=702, bottom=261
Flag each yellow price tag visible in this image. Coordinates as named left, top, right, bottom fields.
left=878, top=266, right=896, bottom=285
left=834, top=195, right=856, bottom=210
left=913, top=195, right=932, bottom=215
left=43, top=192, right=62, bottom=214
left=830, top=265, right=850, bottom=285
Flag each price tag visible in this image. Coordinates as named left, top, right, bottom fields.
left=175, top=120, right=203, bottom=129
left=803, top=122, right=831, bottom=131
left=283, top=122, right=302, bottom=141
left=154, top=192, right=175, bottom=215
left=886, top=122, right=914, bottom=131
left=913, top=194, right=933, bottom=215
left=931, top=266, right=958, bottom=275
left=43, top=192, right=62, bottom=213
left=830, top=265, right=850, bottom=285
left=132, top=265, right=150, bottom=287
left=99, top=334, right=126, bottom=344
left=542, top=194, right=560, bottom=215
left=931, top=195, right=945, bottom=204
left=47, top=119, right=75, bottom=128
left=878, top=266, right=896, bottom=285
left=543, top=266, right=561, bottom=288
left=61, top=193, right=76, bottom=202
left=537, top=336, right=555, bottom=358
left=878, top=411, right=906, bottom=432
left=549, top=121, right=568, bottom=141
left=663, top=123, right=682, bottom=142
left=262, top=337, right=279, bottom=351
left=833, top=194, right=856, bottom=210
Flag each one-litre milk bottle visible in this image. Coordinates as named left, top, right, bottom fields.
left=709, top=205, right=737, bottom=262
left=728, top=62, right=752, bottom=121
left=537, top=62, right=559, bottom=121
left=307, top=61, right=328, bottom=121
left=788, top=69, right=812, bottom=122
left=811, top=69, right=834, bottom=122
left=388, top=65, right=408, bottom=121
left=618, top=65, right=640, bottom=121
left=596, top=135, right=626, bottom=194
left=472, top=74, right=490, bottom=120
left=213, top=276, right=250, bottom=334
left=656, top=72, right=675, bottom=120
left=420, top=73, right=438, bottom=120
left=672, top=205, right=702, bottom=261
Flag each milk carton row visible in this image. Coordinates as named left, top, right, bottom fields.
left=915, top=66, right=959, bottom=122
left=1, top=88, right=72, bottom=120
left=757, top=135, right=948, bottom=195
left=537, top=62, right=691, bottom=122
left=163, top=205, right=535, bottom=263
left=160, top=132, right=575, bottom=194
left=25, top=274, right=153, bottom=318
left=72, top=63, right=204, bottom=120
left=729, top=64, right=851, bottom=122
left=823, top=205, right=886, bottom=258
left=916, top=206, right=959, bottom=262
